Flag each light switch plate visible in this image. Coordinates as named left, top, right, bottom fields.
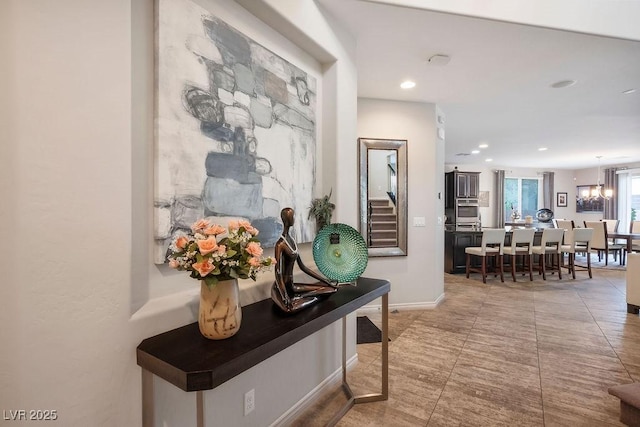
left=413, top=217, right=426, bottom=227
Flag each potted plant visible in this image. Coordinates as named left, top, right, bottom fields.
left=308, top=190, right=335, bottom=232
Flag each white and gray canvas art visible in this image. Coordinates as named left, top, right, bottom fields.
left=154, top=0, right=317, bottom=263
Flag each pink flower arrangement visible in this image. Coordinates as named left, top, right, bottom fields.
left=167, top=219, right=275, bottom=287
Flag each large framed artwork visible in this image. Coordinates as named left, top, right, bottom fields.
left=576, top=185, right=604, bottom=213
left=154, top=0, right=317, bottom=263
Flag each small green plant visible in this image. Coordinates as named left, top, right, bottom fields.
left=308, top=190, right=335, bottom=231
left=632, top=207, right=637, bottom=222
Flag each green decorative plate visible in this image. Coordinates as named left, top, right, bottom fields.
left=312, top=223, right=368, bottom=283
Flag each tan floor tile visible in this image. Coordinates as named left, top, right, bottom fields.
left=292, top=268, right=631, bottom=426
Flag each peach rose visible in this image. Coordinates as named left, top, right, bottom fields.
left=245, top=241, right=263, bottom=257
left=203, top=224, right=225, bottom=236
left=168, top=259, right=179, bottom=268
left=237, top=220, right=259, bottom=235
left=196, top=237, right=218, bottom=255
left=248, top=257, right=262, bottom=267
left=192, top=259, right=214, bottom=277
left=228, top=220, right=240, bottom=231
left=191, top=219, right=210, bottom=233
left=216, top=245, right=226, bottom=255
left=175, top=236, right=189, bottom=250
left=244, top=224, right=259, bottom=236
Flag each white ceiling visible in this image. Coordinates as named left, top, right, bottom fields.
left=317, top=0, right=640, bottom=170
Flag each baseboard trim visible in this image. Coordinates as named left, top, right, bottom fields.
left=357, top=293, right=445, bottom=314
left=270, top=354, right=358, bottom=426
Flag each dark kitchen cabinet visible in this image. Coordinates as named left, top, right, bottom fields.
left=445, top=171, right=480, bottom=208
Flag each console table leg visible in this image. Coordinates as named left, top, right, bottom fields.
left=142, top=369, right=154, bottom=427
left=355, top=293, right=389, bottom=403
left=381, top=293, right=389, bottom=399
left=196, top=391, right=204, bottom=427
left=328, top=295, right=390, bottom=426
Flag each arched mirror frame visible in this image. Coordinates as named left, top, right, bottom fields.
left=358, top=137, right=408, bottom=257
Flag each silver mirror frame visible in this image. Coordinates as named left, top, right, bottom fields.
left=358, top=138, right=408, bottom=257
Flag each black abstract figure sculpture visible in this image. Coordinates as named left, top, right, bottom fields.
left=271, top=208, right=337, bottom=313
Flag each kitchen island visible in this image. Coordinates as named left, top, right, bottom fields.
left=444, top=226, right=547, bottom=274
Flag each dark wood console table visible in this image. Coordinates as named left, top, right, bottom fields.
left=137, top=277, right=390, bottom=426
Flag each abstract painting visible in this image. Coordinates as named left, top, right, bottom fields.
left=154, top=0, right=317, bottom=263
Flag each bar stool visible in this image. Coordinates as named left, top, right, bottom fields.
left=503, top=228, right=535, bottom=282
left=561, top=228, right=593, bottom=279
left=532, top=228, right=565, bottom=280
left=465, top=229, right=506, bottom=283
left=553, top=219, right=574, bottom=266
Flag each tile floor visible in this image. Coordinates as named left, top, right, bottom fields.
left=291, top=261, right=639, bottom=426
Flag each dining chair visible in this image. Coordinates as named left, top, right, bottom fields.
left=585, top=220, right=624, bottom=266
left=602, top=219, right=620, bottom=245
left=561, top=228, right=594, bottom=279
left=553, top=219, right=575, bottom=231
left=465, top=229, right=506, bottom=283
left=503, top=228, right=535, bottom=282
left=532, top=228, right=565, bottom=280
left=602, top=219, right=620, bottom=233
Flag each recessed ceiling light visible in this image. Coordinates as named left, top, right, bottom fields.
left=551, top=79, right=577, bottom=88
left=427, top=54, right=451, bottom=66
left=471, top=150, right=480, bottom=154
left=623, top=88, right=637, bottom=94
left=485, top=158, right=493, bottom=162
left=538, top=147, right=548, bottom=151
left=479, top=143, right=488, bottom=148
left=400, top=81, right=416, bottom=89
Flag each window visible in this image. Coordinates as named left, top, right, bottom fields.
left=504, top=177, right=542, bottom=220
left=617, top=169, right=640, bottom=231
left=633, top=175, right=640, bottom=221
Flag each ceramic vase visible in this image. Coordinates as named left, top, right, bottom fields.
left=199, top=279, right=242, bottom=340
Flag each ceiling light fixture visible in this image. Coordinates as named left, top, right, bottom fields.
left=471, top=150, right=480, bottom=154
left=478, top=143, right=488, bottom=148
left=427, top=54, right=451, bottom=66
left=551, top=79, right=577, bottom=88
left=623, top=88, right=637, bottom=94
left=582, top=156, right=613, bottom=200
left=485, top=158, right=493, bottom=162
left=538, top=147, right=548, bottom=151
left=400, top=80, right=416, bottom=89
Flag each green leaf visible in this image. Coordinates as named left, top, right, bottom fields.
left=229, top=269, right=239, bottom=279
left=203, top=276, right=218, bottom=288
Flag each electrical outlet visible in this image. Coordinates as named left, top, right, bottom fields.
left=244, top=389, right=255, bottom=416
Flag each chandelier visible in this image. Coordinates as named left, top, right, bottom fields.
left=589, top=156, right=613, bottom=200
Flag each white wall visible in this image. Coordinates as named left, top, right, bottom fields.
left=1, top=0, right=357, bottom=426
left=358, top=99, right=444, bottom=306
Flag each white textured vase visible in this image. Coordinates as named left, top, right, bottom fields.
left=199, top=279, right=242, bottom=340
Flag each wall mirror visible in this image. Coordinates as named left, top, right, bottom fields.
left=358, top=138, right=408, bottom=257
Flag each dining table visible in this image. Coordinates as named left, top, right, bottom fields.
left=609, top=232, right=640, bottom=266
